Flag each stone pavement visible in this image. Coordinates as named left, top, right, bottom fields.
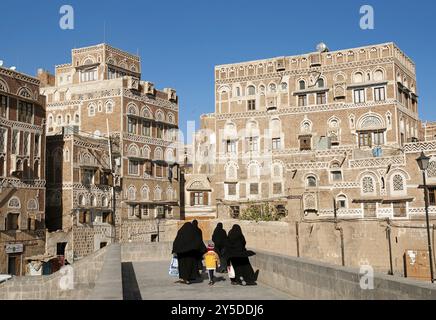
left=122, top=261, right=295, bottom=300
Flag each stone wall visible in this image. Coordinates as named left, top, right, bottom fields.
left=206, top=219, right=434, bottom=277
left=0, top=243, right=113, bottom=300
left=250, top=249, right=436, bottom=300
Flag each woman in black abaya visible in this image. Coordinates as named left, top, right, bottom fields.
left=225, top=224, right=259, bottom=286
left=192, top=220, right=207, bottom=274
left=212, top=223, right=228, bottom=273
left=172, top=222, right=205, bottom=284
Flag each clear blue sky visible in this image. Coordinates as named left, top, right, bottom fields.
left=1, top=0, right=435, bottom=137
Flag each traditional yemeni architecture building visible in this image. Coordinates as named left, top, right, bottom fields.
left=39, top=44, right=181, bottom=260
left=185, top=42, right=436, bottom=225
left=0, top=65, right=46, bottom=275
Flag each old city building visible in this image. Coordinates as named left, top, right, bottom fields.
left=39, top=44, right=182, bottom=260
left=185, top=42, right=436, bottom=221
left=0, top=65, right=46, bottom=275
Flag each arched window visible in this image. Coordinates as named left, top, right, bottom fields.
left=127, top=103, right=138, bottom=116
left=317, top=78, right=325, bottom=88
left=154, top=187, right=162, bottom=200
left=128, top=144, right=139, bottom=157
left=306, top=176, right=317, bottom=187
left=48, top=115, right=53, bottom=126
left=88, top=104, right=96, bottom=116
left=141, top=186, right=149, bottom=200
left=336, top=195, right=347, bottom=209
left=91, top=195, right=97, bottom=207
left=166, top=187, right=174, bottom=201
left=65, top=114, right=71, bottom=124
left=27, top=199, right=38, bottom=211
left=79, top=195, right=86, bottom=206
left=281, top=82, right=288, bottom=91
left=392, top=174, right=405, bottom=192
left=362, top=176, right=375, bottom=194
left=83, top=58, right=94, bottom=65
left=269, top=83, right=277, bottom=92
left=128, top=186, right=136, bottom=201
left=105, top=101, right=114, bottom=113
left=272, top=163, right=283, bottom=178
left=102, top=196, right=109, bottom=207
left=299, top=80, right=306, bottom=90
left=248, top=163, right=260, bottom=178
left=247, top=85, right=256, bottom=96
left=154, top=147, right=163, bottom=160
left=8, top=197, right=21, bottom=209
left=75, top=113, right=80, bottom=123
left=142, top=146, right=151, bottom=159
left=56, top=115, right=63, bottom=125
left=374, top=69, right=384, bottom=81
left=226, top=163, right=237, bottom=180
left=353, top=72, right=364, bottom=83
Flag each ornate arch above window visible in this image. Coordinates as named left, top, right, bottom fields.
left=358, top=114, right=385, bottom=131
left=8, top=197, right=21, bottom=209
left=154, top=186, right=162, bottom=200
left=27, top=199, right=38, bottom=211
left=128, top=186, right=137, bottom=201
left=154, top=147, right=163, bottom=160
left=142, top=106, right=152, bottom=119
left=141, top=185, right=149, bottom=200
left=0, top=78, right=9, bottom=92
left=127, top=103, right=138, bottom=116
left=155, top=110, right=164, bottom=122
left=18, top=87, right=32, bottom=99
left=128, top=144, right=139, bottom=157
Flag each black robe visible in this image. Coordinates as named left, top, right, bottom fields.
left=225, top=225, right=257, bottom=283
left=172, top=222, right=205, bottom=281
left=192, top=220, right=207, bottom=271
left=212, top=223, right=228, bottom=272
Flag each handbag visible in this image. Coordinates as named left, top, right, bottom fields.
left=169, top=255, right=179, bottom=277
left=227, top=263, right=235, bottom=278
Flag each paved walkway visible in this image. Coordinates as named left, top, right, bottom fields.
left=122, top=261, right=295, bottom=300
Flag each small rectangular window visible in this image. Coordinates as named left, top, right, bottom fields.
left=298, top=94, right=307, bottom=107
left=0, top=95, right=8, bottom=118
left=128, top=160, right=139, bottom=175
left=272, top=138, right=281, bottom=150
left=374, top=87, right=386, bottom=102
left=228, top=183, right=236, bottom=196
left=273, top=183, right=282, bottom=194
left=316, top=92, right=326, bottom=105
left=247, top=99, right=256, bottom=111
left=128, top=117, right=137, bottom=134
left=250, top=183, right=259, bottom=195
left=354, top=89, right=365, bottom=103
left=331, top=171, right=342, bottom=181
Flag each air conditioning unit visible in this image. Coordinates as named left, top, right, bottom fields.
left=276, top=58, right=286, bottom=71
left=144, top=81, right=155, bottom=95
left=127, top=77, right=139, bottom=91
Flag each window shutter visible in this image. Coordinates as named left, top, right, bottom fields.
left=203, top=192, right=209, bottom=205
left=190, top=192, right=195, bottom=206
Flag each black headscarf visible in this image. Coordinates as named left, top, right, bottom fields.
left=192, top=220, right=207, bottom=254
left=225, top=224, right=255, bottom=259
left=212, top=223, right=228, bottom=248
left=172, top=222, right=204, bottom=254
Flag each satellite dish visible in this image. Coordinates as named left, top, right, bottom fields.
left=10, top=66, right=16, bottom=71
left=316, top=42, right=329, bottom=53
left=0, top=60, right=3, bottom=67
